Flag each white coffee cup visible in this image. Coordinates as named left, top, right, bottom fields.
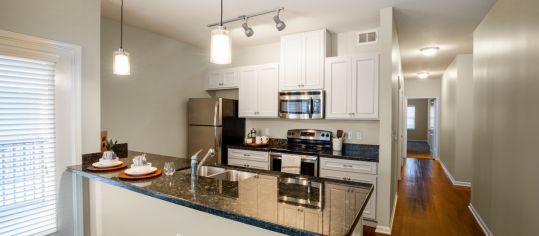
left=245, top=138, right=253, bottom=144
left=255, top=136, right=262, bottom=144
left=101, top=150, right=117, bottom=162
left=261, top=136, right=269, bottom=144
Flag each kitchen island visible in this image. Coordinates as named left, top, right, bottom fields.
left=71, top=152, right=373, bottom=236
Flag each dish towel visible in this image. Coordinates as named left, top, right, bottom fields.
left=281, top=154, right=301, bottom=174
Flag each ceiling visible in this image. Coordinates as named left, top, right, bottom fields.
left=101, top=0, right=496, bottom=80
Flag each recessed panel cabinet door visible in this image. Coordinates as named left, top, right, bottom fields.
left=352, top=55, right=379, bottom=119
left=303, top=30, right=325, bottom=90
left=280, top=34, right=303, bottom=91
left=207, top=71, right=222, bottom=90
left=238, top=68, right=258, bottom=117
left=256, top=64, right=279, bottom=117
left=325, top=57, right=353, bottom=119
left=222, top=70, right=238, bottom=87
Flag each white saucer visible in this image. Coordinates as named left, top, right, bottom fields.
left=92, top=160, right=123, bottom=168
left=124, top=167, right=157, bottom=176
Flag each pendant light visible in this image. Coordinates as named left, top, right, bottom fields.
left=113, top=0, right=131, bottom=75
left=210, top=0, right=231, bottom=64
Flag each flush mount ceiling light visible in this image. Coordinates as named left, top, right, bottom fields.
left=241, top=16, right=254, bottom=37
left=417, top=71, right=430, bottom=79
left=273, top=9, right=286, bottom=31
left=210, top=0, right=231, bottom=64
left=113, top=0, right=130, bottom=75
left=420, top=47, right=440, bottom=56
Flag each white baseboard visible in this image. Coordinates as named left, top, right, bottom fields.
left=390, top=195, right=398, bottom=229
left=468, top=204, right=493, bottom=236
left=363, top=219, right=377, bottom=227
left=375, top=226, right=391, bottom=235
left=439, top=160, right=472, bottom=187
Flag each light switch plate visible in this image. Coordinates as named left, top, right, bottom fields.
left=347, top=132, right=353, bottom=140
left=356, top=132, right=363, bottom=140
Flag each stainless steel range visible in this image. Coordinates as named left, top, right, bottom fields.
left=270, top=129, right=332, bottom=176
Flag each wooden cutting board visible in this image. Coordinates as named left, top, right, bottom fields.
left=118, top=169, right=162, bottom=180
left=86, top=162, right=127, bottom=172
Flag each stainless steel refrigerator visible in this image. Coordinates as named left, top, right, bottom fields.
left=188, top=98, right=245, bottom=165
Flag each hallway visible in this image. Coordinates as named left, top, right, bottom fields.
left=365, top=158, right=483, bottom=235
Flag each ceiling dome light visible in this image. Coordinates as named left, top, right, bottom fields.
left=241, top=17, right=254, bottom=37
left=420, top=47, right=440, bottom=56
left=273, top=9, right=286, bottom=31
left=417, top=71, right=430, bottom=79
left=210, top=0, right=231, bottom=64
left=113, top=0, right=130, bottom=75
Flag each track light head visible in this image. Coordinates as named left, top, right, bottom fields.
left=242, top=17, right=254, bottom=37
left=273, top=10, right=286, bottom=31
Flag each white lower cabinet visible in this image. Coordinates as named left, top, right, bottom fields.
left=228, top=149, right=270, bottom=170
left=319, top=157, right=377, bottom=221
left=238, top=63, right=279, bottom=118
left=278, top=204, right=323, bottom=233
left=239, top=175, right=278, bottom=223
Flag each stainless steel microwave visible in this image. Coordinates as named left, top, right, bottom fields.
left=278, top=90, right=324, bottom=119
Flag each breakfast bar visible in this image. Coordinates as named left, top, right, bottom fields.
left=70, top=151, right=373, bottom=236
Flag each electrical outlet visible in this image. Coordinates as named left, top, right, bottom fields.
left=356, top=132, right=363, bottom=140
left=347, top=132, right=353, bottom=140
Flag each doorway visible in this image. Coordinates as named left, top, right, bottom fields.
left=405, top=97, right=439, bottom=159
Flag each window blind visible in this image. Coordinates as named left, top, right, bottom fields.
left=0, top=55, right=57, bottom=236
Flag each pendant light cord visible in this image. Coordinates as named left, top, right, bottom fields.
left=120, top=0, right=124, bottom=49
left=220, top=0, right=223, bottom=26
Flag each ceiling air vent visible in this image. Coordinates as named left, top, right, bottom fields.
left=357, top=30, right=377, bottom=45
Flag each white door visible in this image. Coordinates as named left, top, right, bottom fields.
left=256, top=64, right=279, bottom=118
left=302, top=30, right=325, bottom=90
left=238, top=68, right=258, bottom=117
left=352, top=54, right=379, bottom=119
left=280, top=34, right=303, bottom=91
left=325, top=57, right=353, bottom=119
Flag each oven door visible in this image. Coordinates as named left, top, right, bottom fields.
left=270, top=152, right=318, bottom=176
left=279, top=90, right=324, bottom=119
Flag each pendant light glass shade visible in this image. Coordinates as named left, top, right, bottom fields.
left=113, top=48, right=130, bottom=75
left=210, top=26, right=231, bottom=64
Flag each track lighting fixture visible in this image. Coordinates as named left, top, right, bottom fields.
left=241, top=16, right=254, bottom=37
left=273, top=9, right=286, bottom=31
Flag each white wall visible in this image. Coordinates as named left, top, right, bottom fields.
left=472, top=0, right=539, bottom=234
left=0, top=0, right=101, bottom=154
left=440, top=54, right=473, bottom=183
left=100, top=18, right=210, bottom=158
left=404, top=78, right=442, bottom=98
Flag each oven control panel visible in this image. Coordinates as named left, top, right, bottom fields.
left=287, top=129, right=332, bottom=141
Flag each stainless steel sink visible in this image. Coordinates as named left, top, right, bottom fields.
left=208, top=170, right=258, bottom=182
left=180, top=166, right=257, bottom=182
left=197, top=166, right=226, bottom=177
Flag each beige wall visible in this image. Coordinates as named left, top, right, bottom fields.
left=472, top=0, right=539, bottom=234
left=440, top=54, right=473, bottom=183
left=0, top=0, right=101, bottom=154
left=404, top=78, right=442, bottom=98
left=100, top=18, right=210, bottom=158
left=407, top=99, right=428, bottom=141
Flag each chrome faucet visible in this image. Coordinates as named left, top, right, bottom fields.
left=190, top=148, right=216, bottom=175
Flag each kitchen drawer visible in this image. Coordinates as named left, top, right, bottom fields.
left=228, top=158, right=269, bottom=170
left=319, top=157, right=377, bottom=175
left=228, top=148, right=269, bottom=163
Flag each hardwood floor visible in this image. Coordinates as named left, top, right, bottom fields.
left=406, top=152, right=433, bottom=159
left=363, top=158, right=483, bottom=236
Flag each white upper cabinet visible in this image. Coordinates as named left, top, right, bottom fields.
left=238, top=64, right=279, bottom=118
left=206, top=68, right=239, bottom=90
left=325, top=54, right=379, bottom=120
left=280, top=29, right=330, bottom=91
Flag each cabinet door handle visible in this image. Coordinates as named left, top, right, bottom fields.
left=244, top=154, right=250, bottom=157
left=342, top=177, right=347, bottom=180
left=343, top=164, right=353, bottom=168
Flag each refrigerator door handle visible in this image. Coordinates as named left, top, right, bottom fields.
left=213, top=101, right=219, bottom=126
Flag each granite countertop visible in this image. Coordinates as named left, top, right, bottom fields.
left=228, top=142, right=379, bottom=163
left=70, top=151, right=373, bottom=236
